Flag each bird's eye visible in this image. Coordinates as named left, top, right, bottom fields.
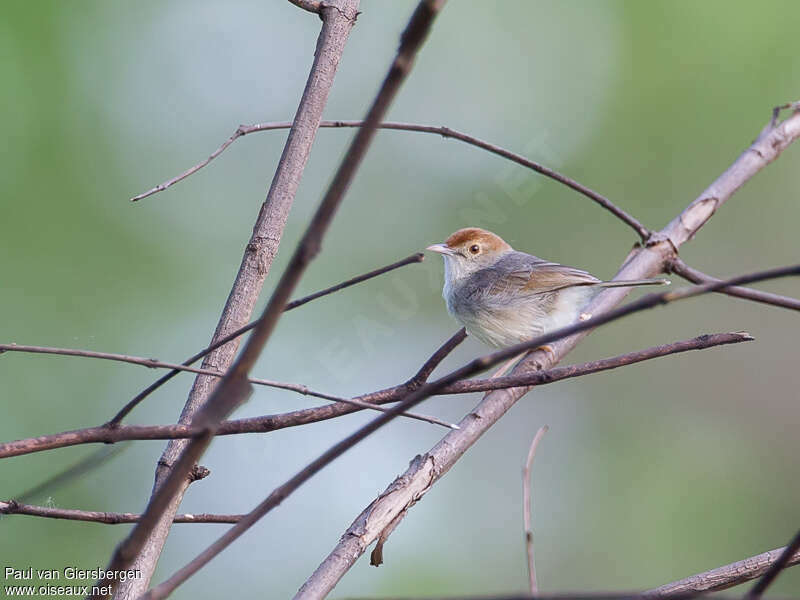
left=469, top=244, right=480, bottom=254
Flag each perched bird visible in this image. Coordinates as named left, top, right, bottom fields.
left=427, top=227, right=668, bottom=348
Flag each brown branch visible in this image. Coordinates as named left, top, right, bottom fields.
left=137, top=3, right=446, bottom=598
left=0, top=342, right=456, bottom=430
left=108, top=2, right=361, bottom=597
left=645, top=542, right=800, bottom=595
left=523, top=425, right=548, bottom=595
left=746, top=529, right=800, bottom=598
left=108, top=252, right=422, bottom=425
left=99, top=1, right=439, bottom=597
left=159, top=269, right=794, bottom=600
left=295, top=101, right=800, bottom=598
left=0, top=500, right=242, bottom=525
left=669, top=256, right=800, bottom=312
left=132, top=120, right=649, bottom=241
left=0, top=331, right=748, bottom=460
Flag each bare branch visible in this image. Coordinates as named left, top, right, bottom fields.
left=155, top=269, right=796, bottom=600
left=669, top=256, right=800, bottom=312
left=523, top=425, right=548, bottom=595
left=296, top=102, right=800, bottom=598
left=97, top=2, right=444, bottom=597
left=746, top=529, right=800, bottom=598
left=108, top=252, right=423, bottom=425
left=0, top=342, right=456, bottom=430
left=132, top=121, right=649, bottom=240
left=645, top=542, right=800, bottom=595
left=137, top=3, right=447, bottom=598
left=0, top=331, right=748, bottom=460
left=109, top=1, right=361, bottom=596
left=0, top=500, right=242, bottom=525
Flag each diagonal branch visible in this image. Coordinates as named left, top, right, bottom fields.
left=108, top=252, right=423, bottom=426
left=746, top=529, right=800, bottom=598
left=0, top=343, right=456, bottom=430
left=108, top=2, right=361, bottom=597
left=0, top=331, right=749, bottom=460
left=296, top=101, right=800, bottom=598
left=132, top=120, right=649, bottom=240
left=97, top=1, right=445, bottom=597
left=645, top=542, right=800, bottom=595
left=669, top=256, right=800, bottom=312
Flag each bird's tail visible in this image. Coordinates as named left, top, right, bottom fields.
left=594, top=278, right=670, bottom=288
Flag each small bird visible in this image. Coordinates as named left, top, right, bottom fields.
left=427, top=227, right=669, bottom=349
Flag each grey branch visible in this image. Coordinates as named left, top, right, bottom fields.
left=140, top=3, right=447, bottom=599
left=108, top=252, right=424, bottom=426
left=0, top=344, right=456, bottom=430
left=295, top=102, right=800, bottom=598
left=0, top=331, right=749, bottom=460
left=108, top=2, right=361, bottom=598
left=645, top=543, right=800, bottom=595
left=522, top=425, right=548, bottom=595
left=0, top=500, right=242, bottom=525
left=669, top=256, right=800, bottom=312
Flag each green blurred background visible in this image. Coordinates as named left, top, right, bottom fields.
left=2, top=0, right=799, bottom=597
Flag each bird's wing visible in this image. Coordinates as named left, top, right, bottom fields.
left=486, top=252, right=600, bottom=296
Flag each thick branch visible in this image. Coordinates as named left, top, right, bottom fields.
left=0, top=332, right=748, bottom=460
left=669, top=256, right=800, bottom=312
left=133, top=121, right=649, bottom=240
left=296, top=102, right=800, bottom=598
left=0, top=501, right=242, bottom=525
left=108, top=2, right=361, bottom=597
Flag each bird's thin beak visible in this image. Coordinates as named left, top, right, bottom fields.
left=426, top=243, right=454, bottom=256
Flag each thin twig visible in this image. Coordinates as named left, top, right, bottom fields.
left=13, top=446, right=127, bottom=503
left=109, top=2, right=362, bottom=597
left=0, top=342, right=456, bottom=430
left=523, top=425, right=548, bottom=595
left=157, top=268, right=796, bottom=600
left=295, top=101, right=800, bottom=599
left=132, top=120, right=650, bottom=241
left=669, top=256, right=800, bottom=312
left=0, top=500, right=242, bottom=525
left=746, top=529, right=800, bottom=598
left=108, top=252, right=423, bottom=425
left=0, top=331, right=748, bottom=460
left=645, top=542, right=800, bottom=595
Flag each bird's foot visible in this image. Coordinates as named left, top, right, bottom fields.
left=535, top=344, right=558, bottom=365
